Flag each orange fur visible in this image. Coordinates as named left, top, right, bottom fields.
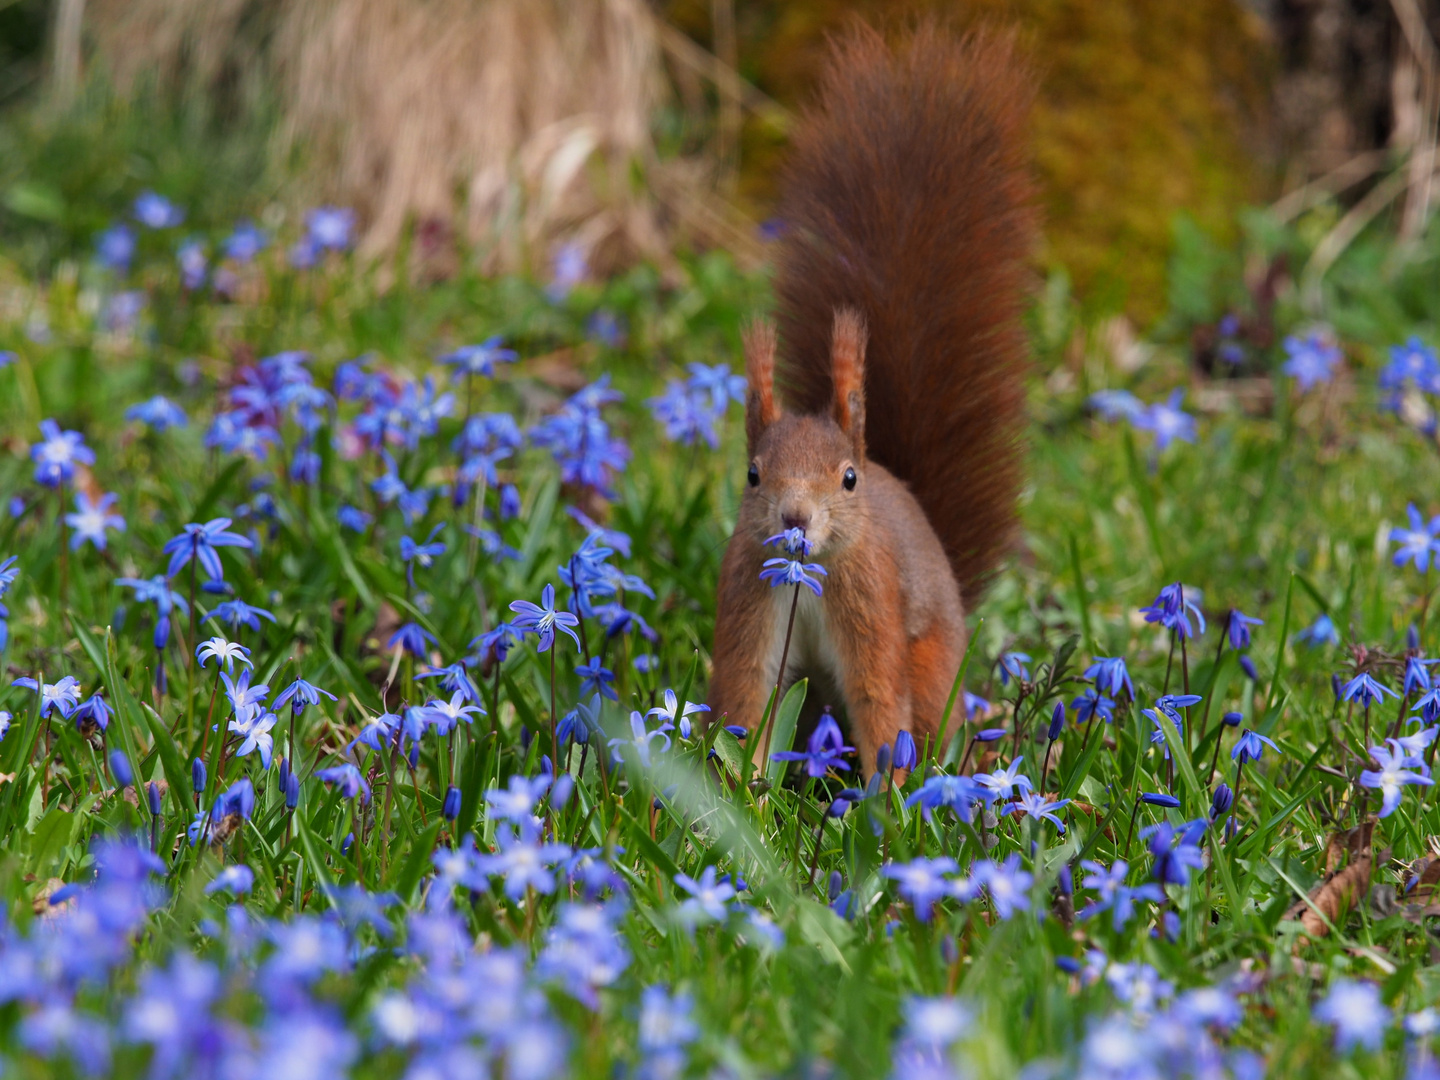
left=710, top=23, right=1033, bottom=777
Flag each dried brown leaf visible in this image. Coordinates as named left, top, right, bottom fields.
left=1286, top=855, right=1371, bottom=938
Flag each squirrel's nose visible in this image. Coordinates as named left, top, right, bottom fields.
left=782, top=512, right=811, bottom=532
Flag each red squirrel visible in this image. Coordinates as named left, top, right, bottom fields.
left=709, top=24, right=1036, bottom=776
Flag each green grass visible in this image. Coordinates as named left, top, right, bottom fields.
left=3, top=181, right=1440, bottom=1078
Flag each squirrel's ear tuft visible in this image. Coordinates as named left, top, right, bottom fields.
left=831, top=308, right=867, bottom=457
left=743, top=319, right=780, bottom=449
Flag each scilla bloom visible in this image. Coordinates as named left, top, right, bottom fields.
left=1360, top=740, right=1434, bottom=817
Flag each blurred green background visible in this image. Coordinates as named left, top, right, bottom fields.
left=0, top=0, right=1433, bottom=323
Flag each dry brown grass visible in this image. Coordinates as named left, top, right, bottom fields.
left=84, top=0, right=762, bottom=274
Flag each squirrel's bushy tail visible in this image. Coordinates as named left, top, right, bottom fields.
left=773, top=22, right=1035, bottom=607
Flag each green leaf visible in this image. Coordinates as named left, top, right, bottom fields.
left=765, top=678, right=809, bottom=786
left=791, top=898, right=853, bottom=972
left=710, top=729, right=745, bottom=780
left=28, top=807, right=76, bottom=874
left=4, top=181, right=64, bottom=222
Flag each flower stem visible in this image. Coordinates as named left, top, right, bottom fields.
left=760, top=584, right=801, bottom=764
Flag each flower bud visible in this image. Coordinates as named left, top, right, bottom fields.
left=192, top=757, right=208, bottom=795
left=940, top=935, right=959, bottom=965
left=1210, top=783, right=1234, bottom=818
left=284, top=770, right=300, bottom=810
left=1057, top=863, right=1074, bottom=896
left=110, top=750, right=134, bottom=789
left=724, top=725, right=747, bottom=740
left=540, top=754, right=553, bottom=777
left=442, top=784, right=461, bottom=821
left=1056, top=956, right=1082, bottom=974
left=1048, top=701, right=1066, bottom=741
left=551, top=774, right=575, bottom=809
left=1331, top=673, right=1343, bottom=701
left=828, top=870, right=843, bottom=902
left=519, top=724, right=532, bottom=752
left=341, top=832, right=355, bottom=855
left=1239, top=655, right=1258, bottom=681
left=1222, top=711, right=1243, bottom=727
left=1410, top=624, right=1421, bottom=650
left=147, top=781, right=162, bottom=816
left=277, top=757, right=290, bottom=791
left=893, top=731, right=917, bottom=770
left=1139, top=792, right=1180, bottom=808
left=975, top=728, right=1007, bottom=742
left=875, top=743, right=893, bottom=776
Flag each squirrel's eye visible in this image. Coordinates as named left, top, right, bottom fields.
left=842, top=466, right=857, bottom=491
left=747, top=463, right=760, bottom=488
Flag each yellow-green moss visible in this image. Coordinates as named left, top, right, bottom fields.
left=670, top=0, right=1273, bottom=321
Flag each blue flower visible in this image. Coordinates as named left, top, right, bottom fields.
left=646, top=689, right=710, bottom=738
left=1142, top=820, right=1207, bottom=886
left=998, top=651, right=1031, bottom=685
left=1088, top=389, right=1145, bottom=422
left=1314, top=978, right=1389, bottom=1052
left=472, top=620, right=524, bottom=664
left=210, top=597, right=276, bottom=632
left=399, top=524, right=446, bottom=587
left=1295, top=613, right=1340, bottom=648
left=12, top=675, right=82, bottom=718
left=974, top=854, right=1033, bottom=919
left=1282, top=331, right=1342, bottom=392
left=1078, top=859, right=1165, bottom=931
left=347, top=712, right=400, bottom=755
left=905, top=774, right=982, bottom=822
left=177, top=239, right=207, bottom=289
left=442, top=336, right=518, bottom=380
left=1071, top=688, right=1116, bottom=723
left=673, top=865, right=736, bottom=924
left=882, top=856, right=958, bottom=921
left=1001, top=790, right=1071, bottom=834
left=976, top=757, right=1033, bottom=803
left=31, top=419, right=95, bottom=487
left=96, top=223, right=136, bottom=271
left=124, top=395, right=188, bottom=430
left=325, top=508, right=367, bottom=540
left=1341, top=673, right=1397, bottom=709
left=1225, top=609, right=1263, bottom=650
left=72, top=694, right=111, bottom=732
left=607, top=710, right=672, bottom=768
left=414, top=661, right=479, bottom=702
left=485, top=773, right=556, bottom=822
left=196, top=636, right=251, bottom=674
left=274, top=678, right=337, bottom=716
left=1231, top=727, right=1280, bottom=764
left=221, top=669, right=269, bottom=719
left=315, top=763, right=371, bottom=803
left=1085, top=656, right=1134, bottom=698
left=1390, top=503, right=1440, bottom=572
left=205, top=864, right=255, bottom=895
left=1360, top=739, right=1434, bottom=817
left=388, top=621, right=436, bottom=658
left=1406, top=656, right=1438, bottom=696
left=477, top=819, right=571, bottom=900
left=116, top=575, right=188, bottom=648
left=306, top=206, right=356, bottom=251
left=133, top=191, right=184, bottom=229
left=1381, top=336, right=1440, bottom=392
left=224, top=220, right=267, bottom=261
left=509, top=584, right=582, bottom=652
left=162, top=518, right=252, bottom=582
left=1132, top=389, right=1197, bottom=450
left=639, top=985, right=700, bottom=1058
left=771, top=708, right=853, bottom=778
left=758, top=556, right=827, bottom=595
left=1140, top=582, right=1206, bottom=639
left=64, top=492, right=125, bottom=551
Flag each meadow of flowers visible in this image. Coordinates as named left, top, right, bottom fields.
left=5, top=190, right=1440, bottom=1079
